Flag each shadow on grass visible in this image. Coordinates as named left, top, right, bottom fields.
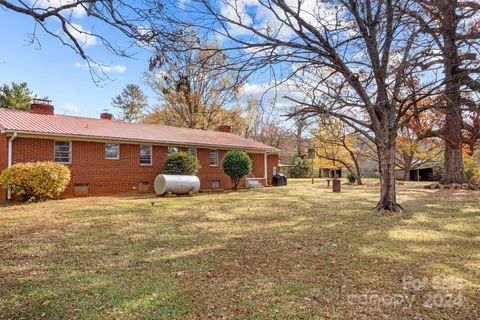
left=0, top=183, right=479, bottom=319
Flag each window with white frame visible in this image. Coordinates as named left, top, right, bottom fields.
left=209, top=149, right=219, bottom=166
left=168, top=146, right=179, bottom=154
left=187, top=147, right=197, bottom=157
left=140, top=145, right=152, bottom=165
left=54, top=141, right=72, bottom=163
left=105, top=143, right=120, bottom=159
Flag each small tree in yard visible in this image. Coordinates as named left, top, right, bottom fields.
left=164, top=151, right=199, bottom=175
left=290, top=155, right=310, bottom=178
left=222, top=150, right=252, bottom=191
left=0, top=162, right=70, bottom=201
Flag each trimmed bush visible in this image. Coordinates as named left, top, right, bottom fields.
left=165, top=151, right=200, bottom=175
left=222, top=150, right=252, bottom=190
left=0, top=161, right=71, bottom=201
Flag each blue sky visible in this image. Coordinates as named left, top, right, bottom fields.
left=0, top=2, right=292, bottom=120
left=0, top=8, right=157, bottom=118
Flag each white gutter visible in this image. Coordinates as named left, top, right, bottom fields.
left=7, top=131, right=17, bottom=200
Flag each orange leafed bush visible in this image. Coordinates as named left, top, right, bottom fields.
left=0, top=161, right=71, bottom=201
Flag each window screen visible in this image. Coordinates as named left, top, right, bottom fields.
left=210, top=150, right=219, bottom=166
left=54, top=141, right=71, bottom=163
left=105, top=143, right=120, bottom=159
left=140, top=145, right=152, bottom=165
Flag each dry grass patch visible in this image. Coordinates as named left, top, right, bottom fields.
left=0, top=180, right=479, bottom=319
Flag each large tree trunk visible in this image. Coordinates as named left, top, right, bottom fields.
left=439, top=2, right=467, bottom=185
left=376, top=140, right=402, bottom=212
left=440, top=109, right=466, bottom=184
left=402, top=154, right=412, bottom=181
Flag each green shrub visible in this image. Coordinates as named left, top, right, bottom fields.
left=0, top=161, right=71, bottom=201
left=290, top=154, right=309, bottom=178
left=222, top=150, right=252, bottom=190
left=346, top=173, right=356, bottom=183
left=165, top=151, right=200, bottom=175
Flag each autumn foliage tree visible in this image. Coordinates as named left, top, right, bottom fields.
left=396, top=101, right=443, bottom=180
left=408, top=0, right=480, bottom=184
left=111, top=84, right=148, bottom=122
left=313, top=120, right=366, bottom=185
left=145, top=37, right=245, bottom=131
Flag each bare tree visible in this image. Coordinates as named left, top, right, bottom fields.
left=188, top=0, right=435, bottom=212
left=291, top=116, right=309, bottom=156
left=0, top=0, right=173, bottom=82
left=243, top=98, right=297, bottom=161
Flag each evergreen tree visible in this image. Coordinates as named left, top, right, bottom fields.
left=290, top=155, right=310, bottom=178
left=0, top=82, right=33, bottom=110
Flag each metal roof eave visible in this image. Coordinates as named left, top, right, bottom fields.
left=1, top=129, right=281, bottom=154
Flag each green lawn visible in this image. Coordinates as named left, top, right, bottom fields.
left=0, top=180, right=479, bottom=319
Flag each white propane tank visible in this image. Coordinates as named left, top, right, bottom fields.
left=154, top=174, right=200, bottom=196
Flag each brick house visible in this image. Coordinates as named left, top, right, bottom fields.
left=0, top=101, right=280, bottom=199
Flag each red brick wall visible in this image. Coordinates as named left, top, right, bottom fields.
left=0, top=135, right=8, bottom=200
left=0, top=136, right=279, bottom=198
left=250, top=153, right=265, bottom=179
left=196, top=149, right=233, bottom=190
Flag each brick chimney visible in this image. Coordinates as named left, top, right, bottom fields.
left=30, top=98, right=54, bottom=115
left=217, top=124, right=231, bottom=133
left=100, top=112, right=113, bottom=120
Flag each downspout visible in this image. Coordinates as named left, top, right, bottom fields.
left=7, top=131, right=17, bottom=200
left=264, top=151, right=268, bottom=181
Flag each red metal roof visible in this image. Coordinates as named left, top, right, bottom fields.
left=0, top=108, right=279, bottom=152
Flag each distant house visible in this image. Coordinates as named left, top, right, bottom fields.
left=0, top=100, right=280, bottom=199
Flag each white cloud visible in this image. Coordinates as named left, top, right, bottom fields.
left=218, top=0, right=343, bottom=41
left=73, top=61, right=87, bottom=70
left=32, top=0, right=86, bottom=18
left=100, top=64, right=127, bottom=73
left=74, top=62, right=127, bottom=74
left=62, top=103, right=80, bottom=113
left=179, top=0, right=188, bottom=9
left=240, top=79, right=302, bottom=110
left=66, top=23, right=97, bottom=47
